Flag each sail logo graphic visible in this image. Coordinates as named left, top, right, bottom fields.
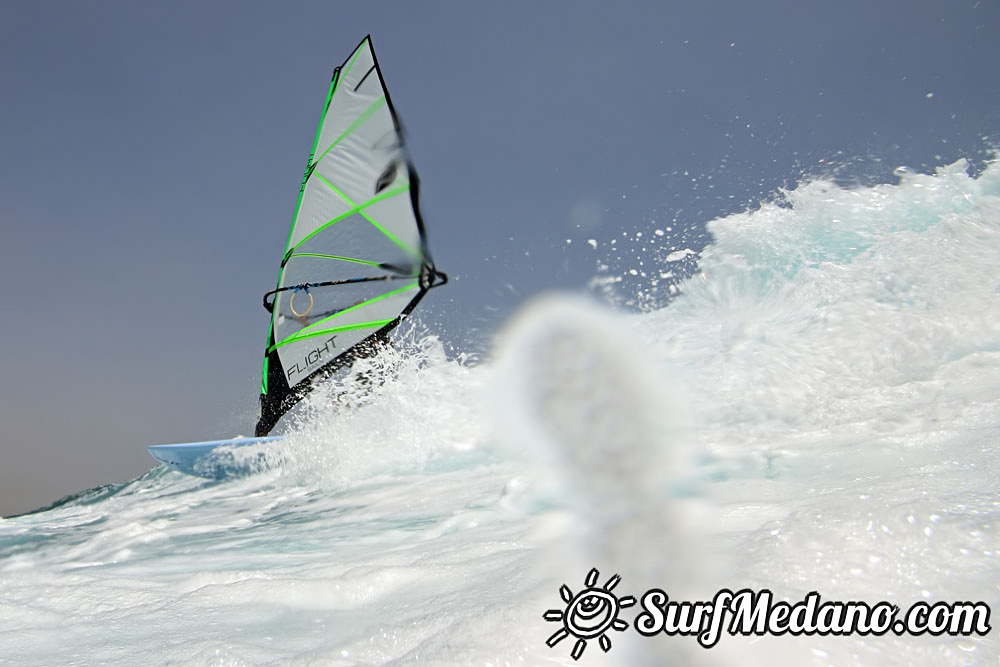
left=543, top=568, right=635, bottom=660
left=286, top=335, right=338, bottom=381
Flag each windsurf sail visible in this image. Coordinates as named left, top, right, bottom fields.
left=255, top=35, right=446, bottom=437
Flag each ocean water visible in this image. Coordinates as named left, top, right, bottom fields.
left=1, top=158, right=998, bottom=666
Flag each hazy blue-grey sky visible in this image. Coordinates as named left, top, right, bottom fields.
left=1, top=0, right=997, bottom=516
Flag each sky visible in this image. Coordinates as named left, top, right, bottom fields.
left=1, top=0, right=998, bottom=517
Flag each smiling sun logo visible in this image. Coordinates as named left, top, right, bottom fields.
left=543, top=568, right=636, bottom=660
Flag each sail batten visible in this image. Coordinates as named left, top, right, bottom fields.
left=255, top=36, right=445, bottom=437
left=286, top=253, right=387, bottom=267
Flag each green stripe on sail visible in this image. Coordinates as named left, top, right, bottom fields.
left=271, top=281, right=419, bottom=352
left=313, top=172, right=419, bottom=259
left=261, top=318, right=277, bottom=395
left=282, top=68, right=341, bottom=257
left=269, top=67, right=342, bottom=341
left=270, top=319, right=395, bottom=352
left=292, top=183, right=409, bottom=250
left=312, top=96, right=387, bottom=167
left=340, top=37, right=368, bottom=89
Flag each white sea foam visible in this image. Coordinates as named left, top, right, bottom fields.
left=0, top=158, right=997, bottom=665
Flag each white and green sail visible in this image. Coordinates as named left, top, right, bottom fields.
left=256, top=35, right=446, bottom=436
